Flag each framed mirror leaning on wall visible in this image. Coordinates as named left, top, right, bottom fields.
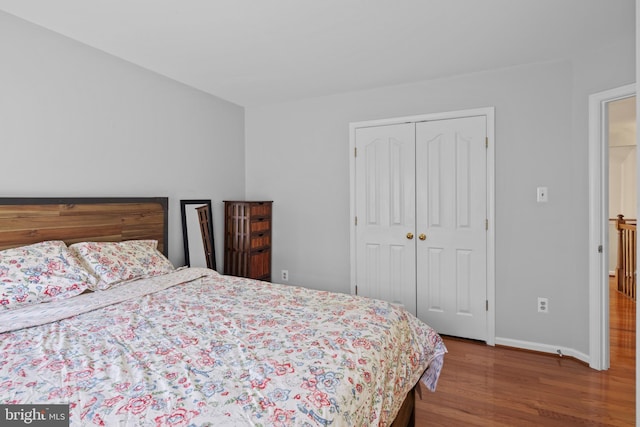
left=180, top=199, right=216, bottom=270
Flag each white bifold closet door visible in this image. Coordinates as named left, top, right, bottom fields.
left=415, top=117, right=487, bottom=341
left=355, top=116, right=487, bottom=341
left=355, top=123, right=417, bottom=315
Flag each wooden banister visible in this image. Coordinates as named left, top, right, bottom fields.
left=616, top=214, right=637, bottom=301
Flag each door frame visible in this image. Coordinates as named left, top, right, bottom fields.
left=349, top=107, right=496, bottom=345
left=588, top=83, right=636, bottom=370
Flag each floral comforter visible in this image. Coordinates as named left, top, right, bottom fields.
left=0, top=268, right=446, bottom=426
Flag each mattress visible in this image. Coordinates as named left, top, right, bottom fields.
left=0, top=268, right=445, bottom=426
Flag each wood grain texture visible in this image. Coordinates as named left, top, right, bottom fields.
left=223, top=201, right=272, bottom=281
left=0, top=198, right=168, bottom=255
left=415, top=279, right=635, bottom=426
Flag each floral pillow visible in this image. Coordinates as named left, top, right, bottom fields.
left=0, top=241, right=96, bottom=310
left=69, top=240, right=175, bottom=290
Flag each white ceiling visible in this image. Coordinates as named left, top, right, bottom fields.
left=0, top=0, right=634, bottom=106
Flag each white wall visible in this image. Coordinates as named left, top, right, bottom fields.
left=0, top=11, right=246, bottom=267
left=609, top=147, right=637, bottom=217
left=245, top=38, right=635, bottom=356
left=622, top=150, right=638, bottom=216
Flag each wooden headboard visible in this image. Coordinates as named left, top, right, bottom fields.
left=0, top=197, right=169, bottom=255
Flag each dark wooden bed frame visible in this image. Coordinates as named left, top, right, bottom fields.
left=0, top=196, right=417, bottom=427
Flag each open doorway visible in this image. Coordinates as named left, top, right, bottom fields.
left=607, top=95, right=637, bottom=366
left=589, top=83, right=636, bottom=370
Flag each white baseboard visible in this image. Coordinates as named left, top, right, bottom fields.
left=494, top=337, right=590, bottom=365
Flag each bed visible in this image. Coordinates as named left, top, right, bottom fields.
left=0, top=197, right=445, bottom=426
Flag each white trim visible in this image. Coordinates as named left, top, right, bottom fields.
left=495, top=337, right=590, bottom=364
left=349, top=107, right=496, bottom=345
left=486, top=108, right=496, bottom=347
left=588, top=83, right=636, bottom=370
left=349, top=126, right=357, bottom=299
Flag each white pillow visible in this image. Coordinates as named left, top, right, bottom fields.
left=0, top=241, right=95, bottom=310
left=69, top=240, right=175, bottom=290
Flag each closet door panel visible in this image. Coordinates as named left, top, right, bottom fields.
left=416, top=116, right=487, bottom=341
left=355, top=123, right=417, bottom=315
left=427, top=247, right=444, bottom=311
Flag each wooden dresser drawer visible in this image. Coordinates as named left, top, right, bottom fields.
left=250, top=232, right=270, bottom=249
left=250, top=218, right=270, bottom=233
left=250, top=203, right=271, bottom=216
left=249, top=248, right=271, bottom=280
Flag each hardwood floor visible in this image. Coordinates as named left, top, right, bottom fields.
left=415, top=280, right=635, bottom=426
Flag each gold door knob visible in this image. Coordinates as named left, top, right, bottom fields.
left=406, top=232, right=414, bottom=240
left=419, top=233, right=426, bottom=241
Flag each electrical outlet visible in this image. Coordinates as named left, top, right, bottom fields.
left=538, top=297, right=549, bottom=313
left=281, top=270, right=289, bottom=281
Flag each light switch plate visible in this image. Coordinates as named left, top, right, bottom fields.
left=537, top=187, right=548, bottom=203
